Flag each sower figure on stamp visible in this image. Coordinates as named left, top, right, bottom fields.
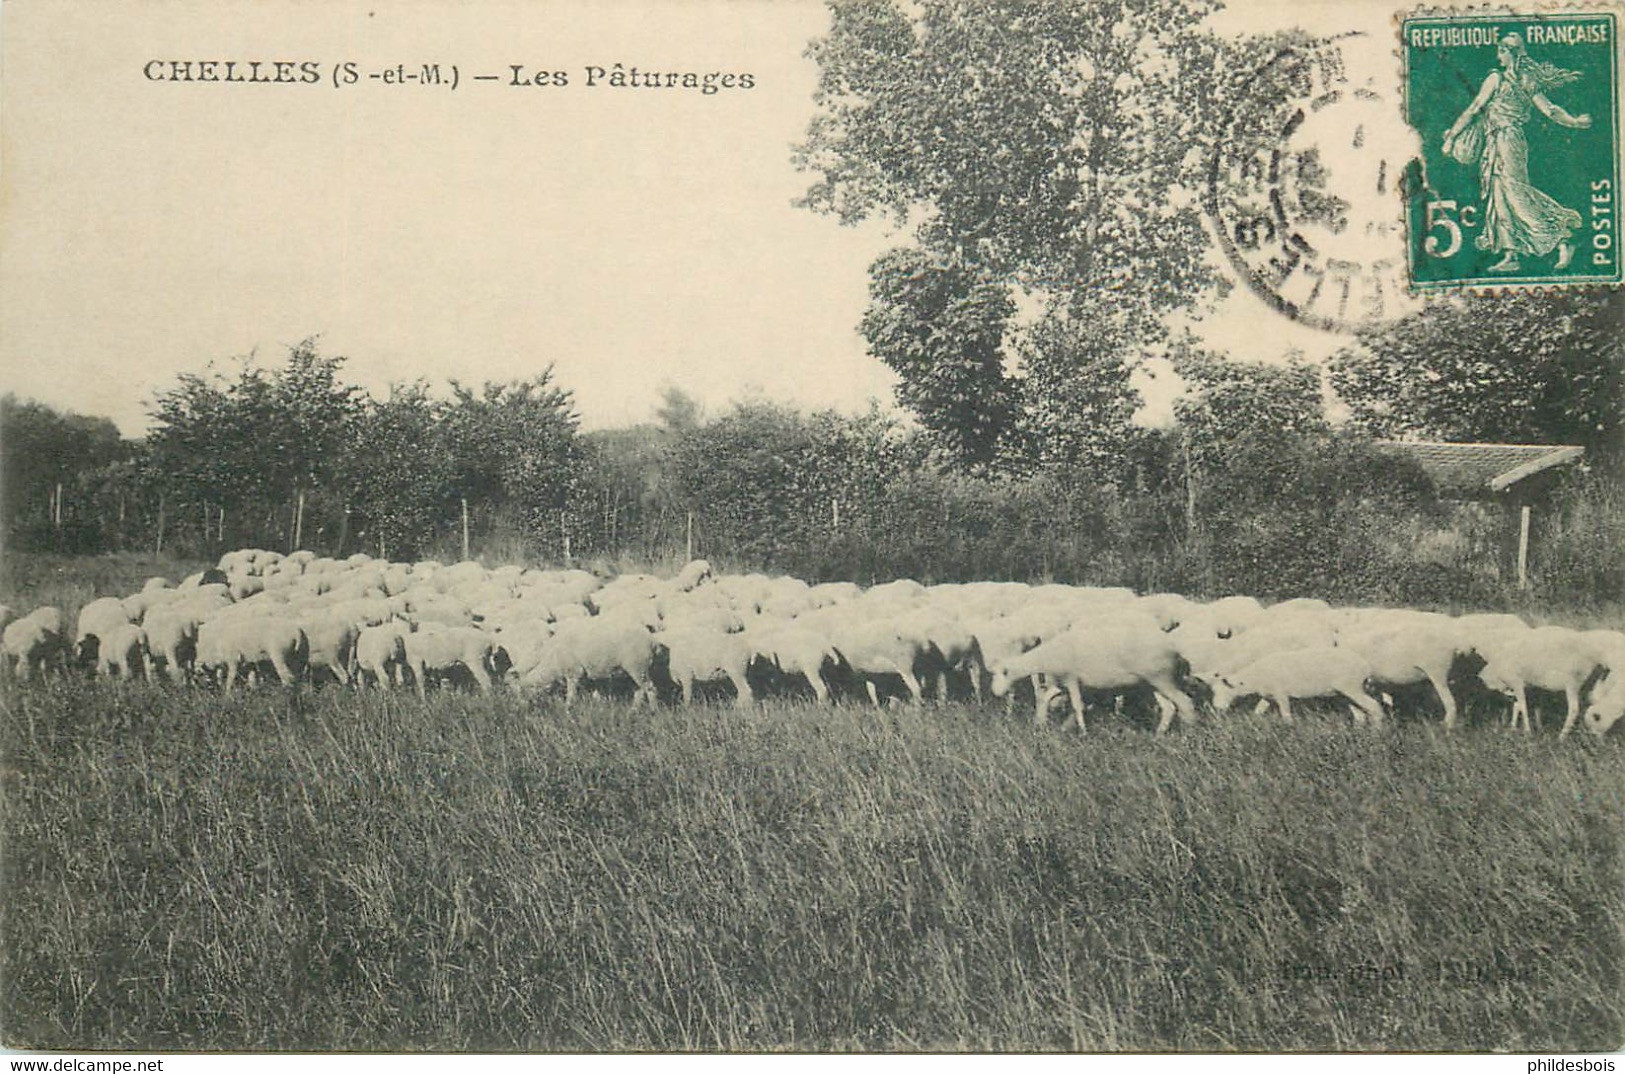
left=1441, top=33, right=1592, bottom=272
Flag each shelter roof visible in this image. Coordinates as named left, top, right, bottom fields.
left=1375, top=440, right=1585, bottom=497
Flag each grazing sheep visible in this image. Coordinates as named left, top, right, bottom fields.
left=1583, top=671, right=1624, bottom=737
left=1209, top=647, right=1386, bottom=727
left=140, top=606, right=206, bottom=682
left=750, top=623, right=840, bottom=703
left=74, top=597, right=137, bottom=666
left=2, top=608, right=68, bottom=681
left=988, top=624, right=1197, bottom=734
left=1337, top=620, right=1469, bottom=727
left=1475, top=626, right=1604, bottom=736
left=660, top=626, right=758, bottom=706
left=402, top=626, right=509, bottom=697
left=673, top=559, right=713, bottom=592
left=95, top=622, right=149, bottom=680
left=828, top=617, right=933, bottom=706
left=194, top=617, right=308, bottom=689
left=298, top=612, right=361, bottom=686
left=521, top=617, right=664, bottom=707
left=354, top=622, right=412, bottom=689
left=1184, top=616, right=1340, bottom=687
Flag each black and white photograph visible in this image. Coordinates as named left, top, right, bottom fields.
left=1, top=0, right=1621, bottom=1057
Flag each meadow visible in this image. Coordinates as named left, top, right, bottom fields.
left=2, top=554, right=1623, bottom=1052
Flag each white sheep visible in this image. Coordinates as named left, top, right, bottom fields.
left=1583, top=671, right=1624, bottom=737
left=660, top=625, right=758, bottom=706
left=1474, top=625, right=1604, bottom=736
left=74, top=596, right=136, bottom=666
left=826, top=616, right=934, bottom=706
left=1209, top=647, right=1386, bottom=726
left=1336, top=619, right=1469, bottom=727
left=195, top=617, right=308, bottom=690
left=673, top=558, right=713, bottom=592
left=988, top=624, right=1197, bottom=734
left=298, top=611, right=361, bottom=686
left=95, top=622, right=150, bottom=680
left=354, top=622, right=412, bottom=689
left=2, top=608, right=68, bottom=681
left=402, top=626, right=508, bottom=697
left=520, top=616, right=664, bottom=707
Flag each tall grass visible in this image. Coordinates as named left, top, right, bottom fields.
left=2, top=677, right=1621, bottom=1052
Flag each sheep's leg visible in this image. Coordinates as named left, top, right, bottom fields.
left=1251, top=698, right=1271, bottom=718
left=415, top=662, right=429, bottom=700
left=681, top=675, right=695, bottom=705
left=865, top=679, right=881, bottom=708
left=1513, top=687, right=1530, bottom=733
left=270, top=655, right=298, bottom=686
left=1275, top=695, right=1294, bottom=723
left=968, top=655, right=983, bottom=702
left=1064, top=679, right=1087, bottom=734
left=468, top=662, right=492, bottom=693
left=564, top=676, right=579, bottom=707
left=1348, top=689, right=1385, bottom=728
left=936, top=671, right=950, bottom=704
left=729, top=670, right=754, bottom=708
left=1426, top=669, right=1457, bottom=729
left=806, top=670, right=830, bottom=704
left=331, top=662, right=353, bottom=687
left=224, top=661, right=240, bottom=692
left=1559, top=685, right=1583, bottom=738
left=899, top=670, right=924, bottom=705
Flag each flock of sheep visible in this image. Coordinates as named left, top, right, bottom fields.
left=3, top=547, right=1623, bottom=737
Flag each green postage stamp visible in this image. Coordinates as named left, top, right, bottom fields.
left=1404, top=10, right=1621, bottom=288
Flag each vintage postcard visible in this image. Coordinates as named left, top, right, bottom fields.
left=1, top=0, right=1621, bottom=1061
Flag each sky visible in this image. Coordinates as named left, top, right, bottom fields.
left=1, top=0, right=1422, bottom=438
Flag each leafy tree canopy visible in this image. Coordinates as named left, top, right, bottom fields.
left=1329, top=291, right=1624, bottom=464
left=797, top=0, right=1279, bottom=472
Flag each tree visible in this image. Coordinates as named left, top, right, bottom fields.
left=1, top=395, right=133, bottom=548
left=1172, top=345, right=1327, bottom=470
left=145, top=339, right=363, bottom=550
left=796, top=0, right=1256, bottom=471
left=1329, top=290, right=1624, bottom=462
left=860, top=248, right=1016, bottom=469
left=338, top=382, right=454, bottom=559
left=440, top=370, right=581, bottom=545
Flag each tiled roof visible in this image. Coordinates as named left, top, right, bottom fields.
left=1376, top=440, right=1585, bottom=496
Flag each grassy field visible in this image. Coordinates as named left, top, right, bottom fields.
left=2, top=553, right=1623, bottom=1052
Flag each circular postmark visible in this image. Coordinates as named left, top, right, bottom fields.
left=1206, top=34, right=1418, bottom=333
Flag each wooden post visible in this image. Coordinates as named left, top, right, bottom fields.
left=461, top=497, right=471, bottom=561
left=293, top=488, right=306, bottom=551
left=218, top=505, right=226, bottom=545
left=832, top=497, right=840, bottom=529
left=561, top=511, right=571, bottom=565
left=686, top=510, right=694, bottom=562
left=155, top=491, right=166, bottom=556
left=1517, top=504, right=1532, bottom=589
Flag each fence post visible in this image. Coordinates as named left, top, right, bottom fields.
left=293, top=489, right=306, bottom=552
left=155, top=491, right=166, bottom=556
left=1516, top=504, right=1532, bottom=589
left=686, top=510, right=694, bottom=562
left=461, top=497, right=471, bottom=561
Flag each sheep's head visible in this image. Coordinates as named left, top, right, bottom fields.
left=988, top=666, right=1015, bottom=698
left=1584, top=675, right=1624, bottom=736
left=488, top=644, right=514, bottom=679
left=1209, top=675, right=1247, bottom=713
